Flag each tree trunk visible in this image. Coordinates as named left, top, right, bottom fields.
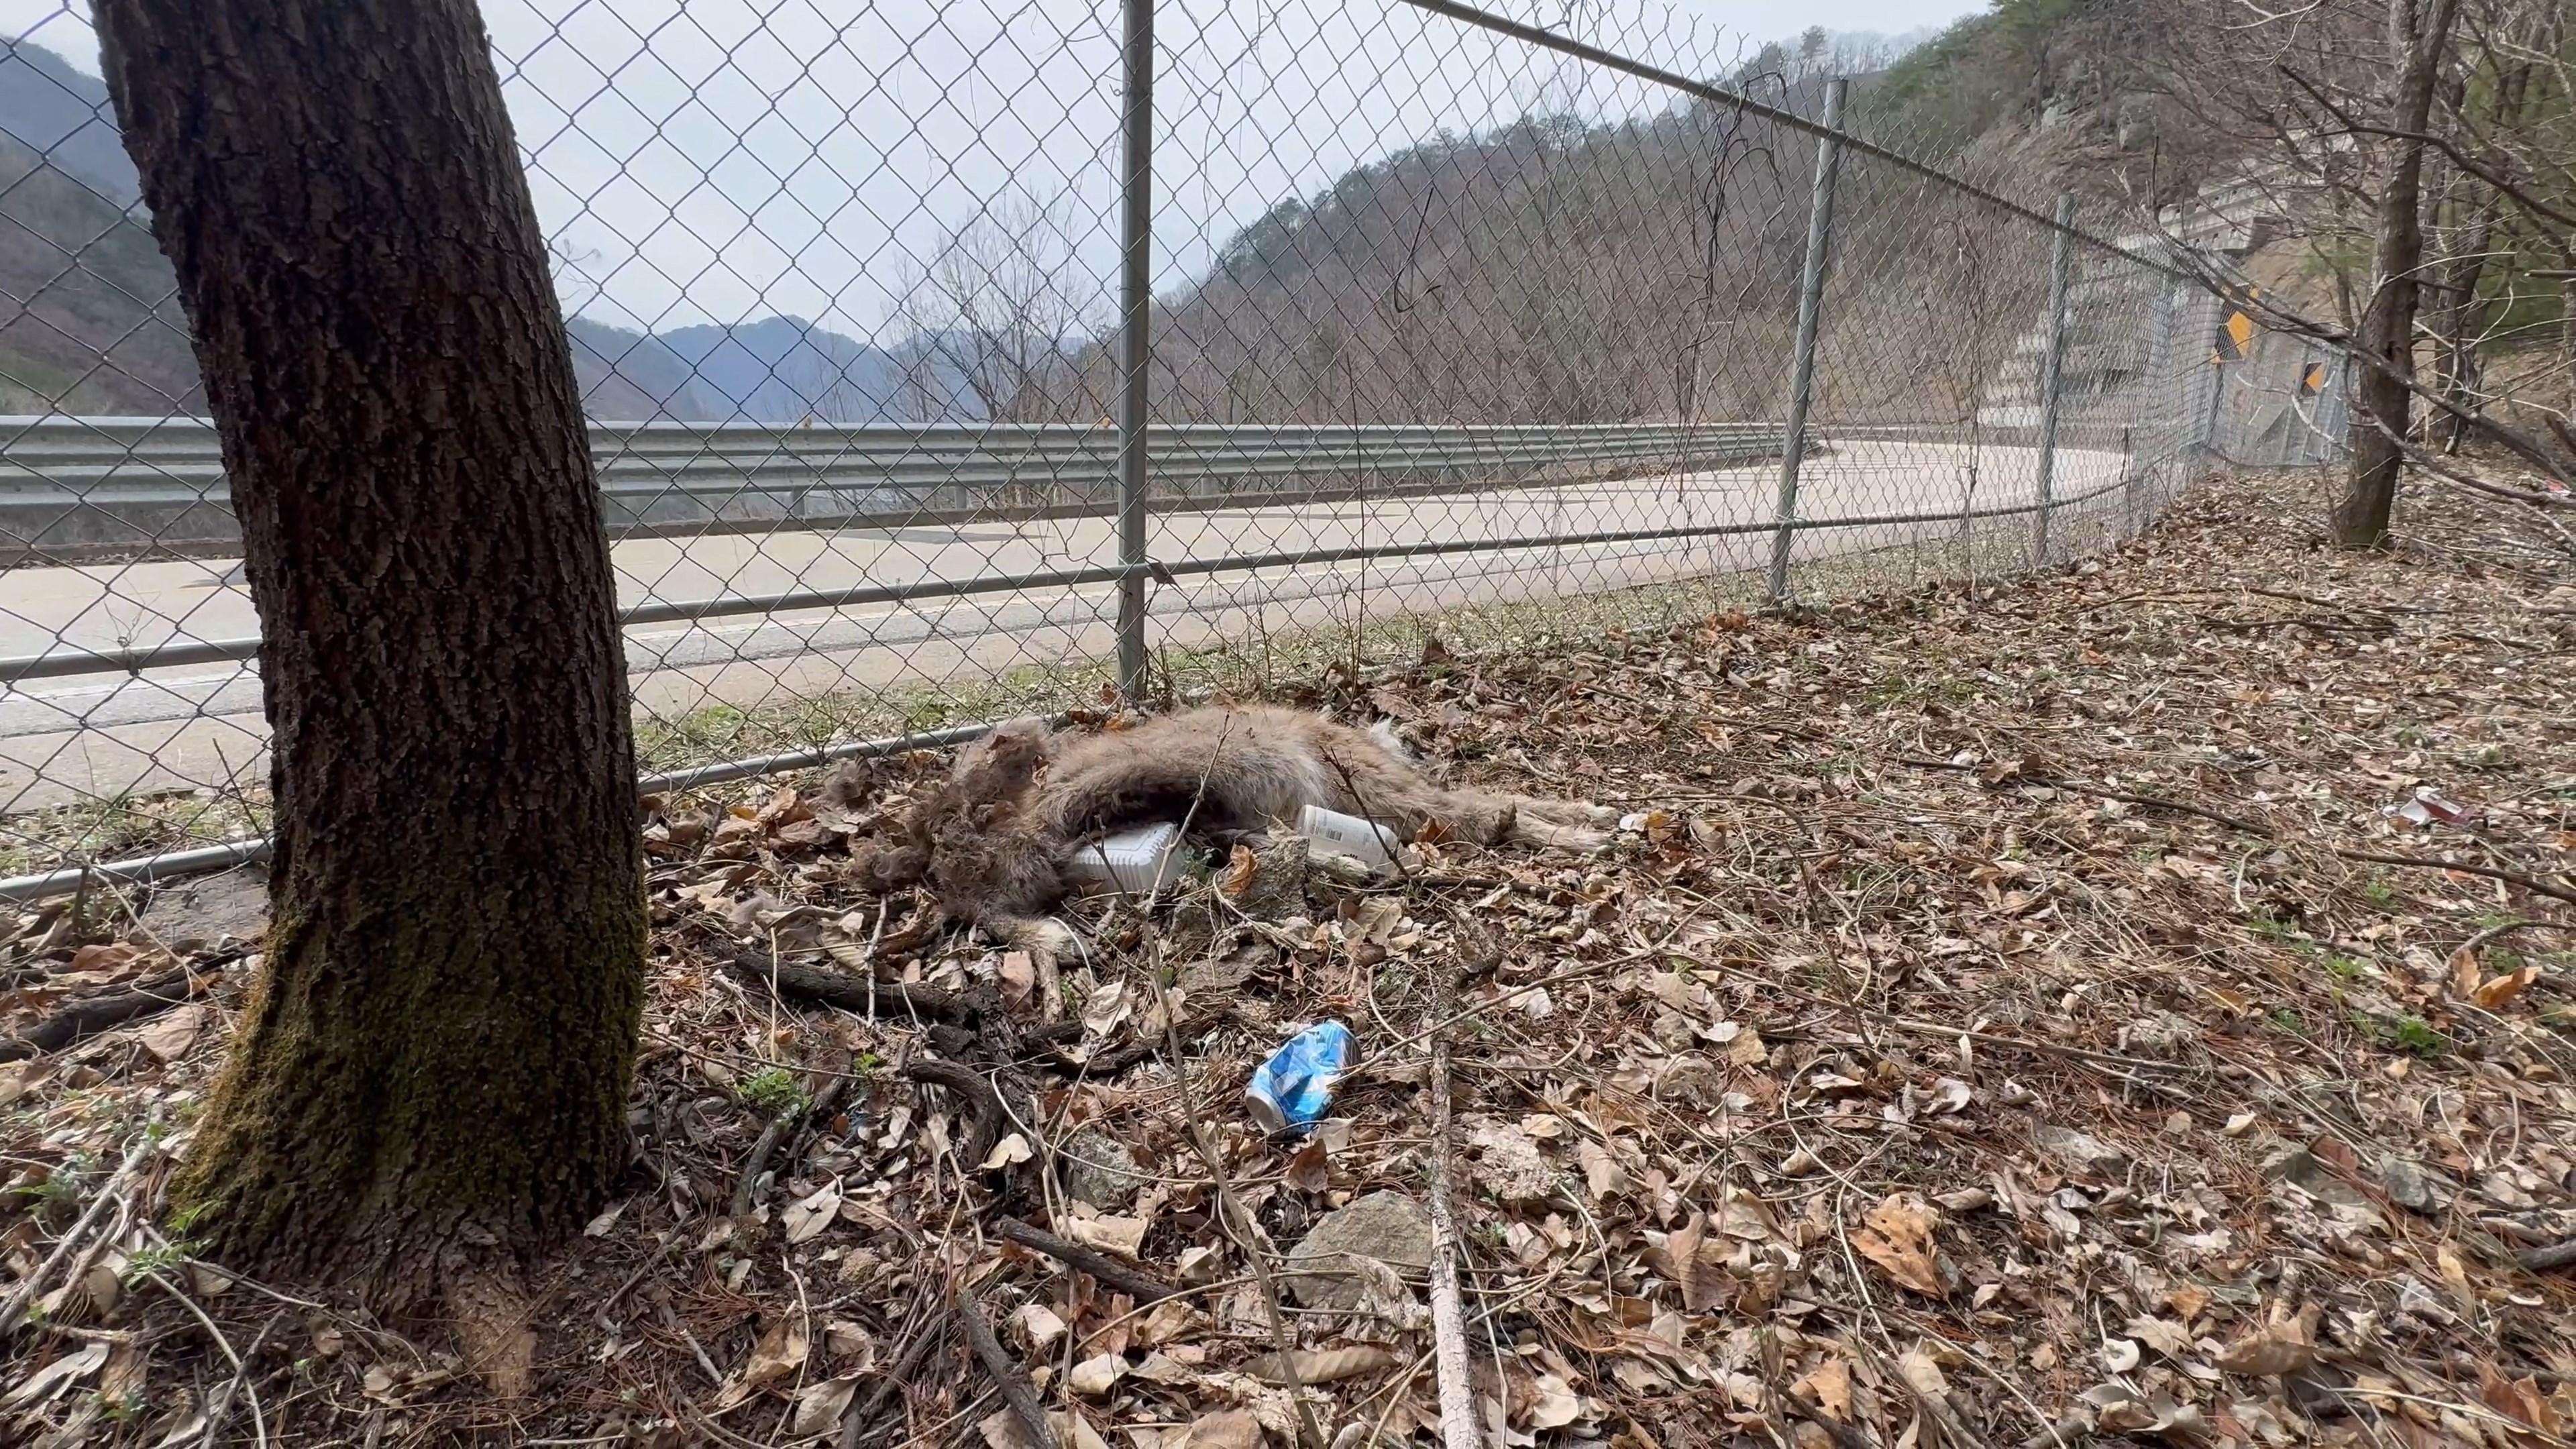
left=97, top=0, right=647, bottom=1305
left=2430, top=194, right=2497, bottom=454
left=2430, top=64, right=2524, bottom=454
left=2331, top=0, right=2461, bottom=547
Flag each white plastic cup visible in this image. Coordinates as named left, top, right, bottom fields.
left=1293, top=804, right=1401, bottom=867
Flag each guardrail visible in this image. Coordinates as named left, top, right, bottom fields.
left=0, top=417, right=1790, bottom=563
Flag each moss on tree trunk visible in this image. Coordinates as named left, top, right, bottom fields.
left=97, top=0, right=647, bottom=1301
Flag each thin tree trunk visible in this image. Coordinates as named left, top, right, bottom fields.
left=2430, top=65, right=2524, bottom=453
left=2332, top=0, right=2463, bottom=547
left=98, top=0, right=647, bottom=1305
left=2430, top=194, right=2498, bottom=454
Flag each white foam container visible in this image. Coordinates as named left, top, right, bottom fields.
left=1294, top=804, right=1401, bottom=867
left=1065, top=822, right=1192, bottom=894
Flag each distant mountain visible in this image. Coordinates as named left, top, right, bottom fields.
left=0, top=127, right=200, bottom=414
left=661, top=316, right=923, bottom=425
left=0, top=37, right=139, bottom=209
left=0, top=40, right=975, bottom=424
left=565, top=317, right=728, bottom=422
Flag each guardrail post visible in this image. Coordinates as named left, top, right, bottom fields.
left=1113, top=0, right=1155, bottom=699
left=2031, top=191, right=2076, bottom=568
left=1766, top=76, right=1847, bottom=604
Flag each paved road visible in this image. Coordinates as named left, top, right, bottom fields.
left=0, top=438, right=2134, bottom=811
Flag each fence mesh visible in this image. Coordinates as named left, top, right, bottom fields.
left=0, top=0, right=2341, bottom=889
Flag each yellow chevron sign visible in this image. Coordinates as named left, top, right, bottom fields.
left=2214, top=283, right=2261, bottom=362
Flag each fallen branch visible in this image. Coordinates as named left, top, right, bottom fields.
left=1422, top=957, right=1479, bottom=1449
left=903, top=1059, right=1007, bottom=1171
left=2457, top=918, right=2555, bottom=957
left=996, top=1216, right=1181, bottom=1303
left=2515, top=1240, right=2576, bottom=1273
left=0, top=969, right=197, bottom=1063
left=728, top=1114, right=796, bottom=1225
left=722, top=949, right=979, bottom=1025
left=957, top=1287, right=1056, bottom=1449
left=840, top=1318, right=942, bottom=1449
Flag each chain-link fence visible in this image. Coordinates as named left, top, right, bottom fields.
left=0, top=0, right=2343, bottom=894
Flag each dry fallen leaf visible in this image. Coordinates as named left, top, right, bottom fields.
left=1794, top=1355, right=1854, bottom=1419
left=1063, top=1216, right=1148, bottom=1258
left=712, top=1312, right=809, bottom=1409
left=1899, top=1344, right=1951, bottom=1399
left=1173, top=1409, right=1264, bottom=1449
left=136, top=1003, right=209, bottom=1062
left=792, top=1375, right=863, bottom=1437
left=1525, top=1371, right=1586, bottom=1429
left=981, top=1133, right=1034, bottom=1171
left=2212, top=1308, right=2316, bottom=1377
left=1067, top=1353, right=1126, bottom=1397
left=2474, top=967, right=2540, bottom=1010
left=784, top=1179, right=842, bottom=1244
left=1010, top=1303, right=1067, bottom=1352
left=1244, top=1345, right=1396, bottom=1384
left=1652, top=1214, right=1729, bottom=1313
left=1577, top=1139, right=1626, bottom=1199
left=1853, top=1193, right=1943, bottom=1295
left=2, top=1338, right=107, bottom=1409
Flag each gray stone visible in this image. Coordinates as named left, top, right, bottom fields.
left=138, top=867, right=267, bottom=951
left=2033, top=1125, right=2127, bottom=1177
left=2377, top=1158, right=2454, bottom=1217
left=1059, top=1128, right=1146, bottom=1210
left=1285, top=1190, right=1432, bottom=1309
left=2260, top=1146, right=2371, bottom=1210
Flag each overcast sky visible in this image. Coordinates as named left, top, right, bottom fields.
left=3, top=0, right=1974, bottom=345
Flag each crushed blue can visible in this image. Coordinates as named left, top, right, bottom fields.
left=1244, top=1020, right=1355, bottom=1135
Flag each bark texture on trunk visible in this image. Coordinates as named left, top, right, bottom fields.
left=97, top=0, right=646, bottom=1301
left=2332, top=0, right=2461, bottom=547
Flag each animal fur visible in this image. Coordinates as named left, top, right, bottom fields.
left=851, top=705, right=1611, bottom=957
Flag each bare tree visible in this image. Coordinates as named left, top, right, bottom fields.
left=2334, top=0, right=2466, bottom=545
left=891, top=192, right=1097, bottom=423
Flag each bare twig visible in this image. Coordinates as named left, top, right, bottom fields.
left=957, top=1287, right=1056, bottom=1449
left=1421, top=955, right=1479, bottom=1449
left=903, top=1059, right=1008, bottom=1172
left=722, top=949, right=979, bottom=1025
left=996, top=1217, right=1181, bottom=1303
left=1, top=1129, right=155, bottom=1335
left=839, top=1313, right=941, bottom=1449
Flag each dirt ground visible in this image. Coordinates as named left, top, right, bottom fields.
left=1, top=467, right=2572, bottom=1449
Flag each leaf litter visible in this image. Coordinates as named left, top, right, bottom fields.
left=0, top=470, right=2572, bottom=1446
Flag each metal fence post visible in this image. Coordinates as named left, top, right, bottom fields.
left=1766, top=76, right=1847, bottom=604
left=1113, top=0, right=1155, bottom=699
left=2031, top=191, right=2075, bottom=568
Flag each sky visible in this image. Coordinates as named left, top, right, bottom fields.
left=2, top=0, right=1976, bottom=345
